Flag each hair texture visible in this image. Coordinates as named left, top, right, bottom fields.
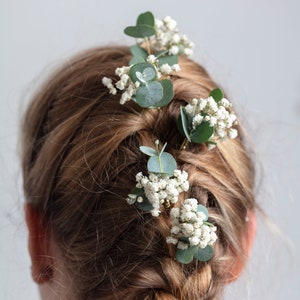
left=22, top=46, right=256, bottom=300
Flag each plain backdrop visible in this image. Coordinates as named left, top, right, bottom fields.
left=1, top=0, right=299, bottom=299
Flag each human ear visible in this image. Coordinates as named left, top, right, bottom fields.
left=225, top=209, right=257, bottom=283
left=25, top=203, right=53, bottom=284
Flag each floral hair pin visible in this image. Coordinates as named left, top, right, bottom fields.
left=103, top=11, right=238, bottom=264
left=102, top=11, right=193, bottom=107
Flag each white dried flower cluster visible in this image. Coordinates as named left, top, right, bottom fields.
left=185, top=96, right=238, bottom=140
left=102, top=67, right=141, bottom=105
left=102, top=58, right=181, bottom=105
left=159, top=63, right=181, bottom=75
left=102, top=77, right=117, bottom=95
left=154, top=16, right=194, bottom=56
left=146, top=54, right=181, bottom=78
left=166, top=198, right=218, bottom=250
left=134, top=170, right=189, bottom=217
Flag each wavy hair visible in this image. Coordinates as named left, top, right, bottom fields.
left=22, top=46, right=256, bottom=300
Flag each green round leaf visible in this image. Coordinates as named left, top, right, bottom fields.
left=124, top=25, right=155, bottom=38
left=190, top=121, right=214, bottom=144
left=158, top=55, right=179, bottom=67
left=177, top=106, right=192, bottom=141
left=130, top=186, right=144, bottom=196
left=136, top=81, right=164, bottom=108
left=129, top=56, right=146, bottom=66
left=209, top=88, right=223, bottom=103
left=154, top=79, right=174, bottom=107
left=137, top=67, right=156, bottom=83
left=135, top=197, right=154, bottom=211
left=147, top=152, right=177, bottom=176
left=176, top=246, right=198, bottom=264
left=139, top=146, right=157, bottom=157
left=194, top=245, right=214, bottom=262
left=130, top=63, right=157, bottom=84
left=137, top=11, right=155, bottom=27
left=197, top=204, right=209, bottom=221
left=130, top=45, right=148, bottom=59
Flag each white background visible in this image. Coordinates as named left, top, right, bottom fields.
left=1, top=0, right=299, bottom=299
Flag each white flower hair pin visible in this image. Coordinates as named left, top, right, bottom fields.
left=177, top=88, right=238, bottom=149
left=102, top=11, right=193, bottom=107
left=102, top=11, right=239, bottom=264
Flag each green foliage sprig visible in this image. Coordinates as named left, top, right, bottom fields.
left=124, top=12, right=177, bottom=108
left=126, top=140, right=190, bottom=217
left=177, top=88, right=238, bottom=149
left=168, top=201, right=217, bottom=264
left=102, top=11, right=194, bottom=108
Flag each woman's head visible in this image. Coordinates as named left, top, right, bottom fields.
left=22, top=46, right=256, bottom=300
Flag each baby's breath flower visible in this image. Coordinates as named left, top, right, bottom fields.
left=134, top=170, right=189, bottom=217
left=147, top=55, right=157, bottom=64
left=159, top=63, right=173, bottom=74
left=166, top=236, right=178, bottom=245
left=102, top=77, right=117, bottom=95
left=177, top=241, right=188, bottom=250
left=172, top=64, right=181, bottom=72
left=166, top=198, right=218, bottom=250
left=184, top=95, right=238, bottom=141
left=169, top=45, right=179, bottom=55
left=152, top=16, right=194, bottom=57
left=183, top=48, right=193, bottom=56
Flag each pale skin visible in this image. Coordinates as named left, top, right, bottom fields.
left=25, top=203, right=257, bottom=299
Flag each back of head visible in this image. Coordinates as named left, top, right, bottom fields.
left=22, top=46, right=256, bottom=299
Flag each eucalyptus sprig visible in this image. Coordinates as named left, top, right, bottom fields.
left=177, top=88, right=238, bottom=149
left=103, top=11, right=194, bottom=108
left=140, top=140, right=177, bottom=176
left=126, top=140, right=189, bottom=216
left=124, top=12, right=178, bottom=108
left=167, top=198, right=218, bottom=264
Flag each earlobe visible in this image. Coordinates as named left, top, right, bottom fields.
left=224, top=209, right=257, bottom=283
left=25, top=203, right=53, bottom=284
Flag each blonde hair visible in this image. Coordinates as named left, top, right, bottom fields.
left=22, top=46, right=256, bottom=299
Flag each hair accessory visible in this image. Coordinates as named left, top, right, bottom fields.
left=103, top=11, right=239, bottom=264
left=102, top=11, right=193, bottom=107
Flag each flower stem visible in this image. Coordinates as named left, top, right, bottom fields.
left=155, top=141, right=164, bottom=173
left=145, top=37, right=151, bottom=54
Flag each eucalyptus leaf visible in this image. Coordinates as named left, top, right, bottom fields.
left=137, top=11, right=155, bottom=27
left=194, top=245, right=213, bottom=262
left=176, top=245, right=198, bottom=264
left=129, top=56, right=146, bottom=66
left=176, top=114, right=184, bottom=136
left=147, top=152, right=177, bottom=176
left=130, top=186, right=145, bottom=196
left=136, top=81, right=163, bottom=108
left=177, top=106, right=192, bottom=141
left=130, top=45, right=148, bottom=59
left=197, top=204, right=209, bottom=221
left=190, top=121, right=214, bottom=144
left=130, top=63, right=156, bottom=84
left=135, top=197, right=154, bottom=211
left=157, top=55, right=178, bottom=67
left=124, top=25, right=155, bottom=38
left=154, top=79, right=174, bottom=107
left=136, top=67, right=156, bottom=83
left=140, top=146, right=157, bottom=157
left=209, top=88, right=223, bottom=103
